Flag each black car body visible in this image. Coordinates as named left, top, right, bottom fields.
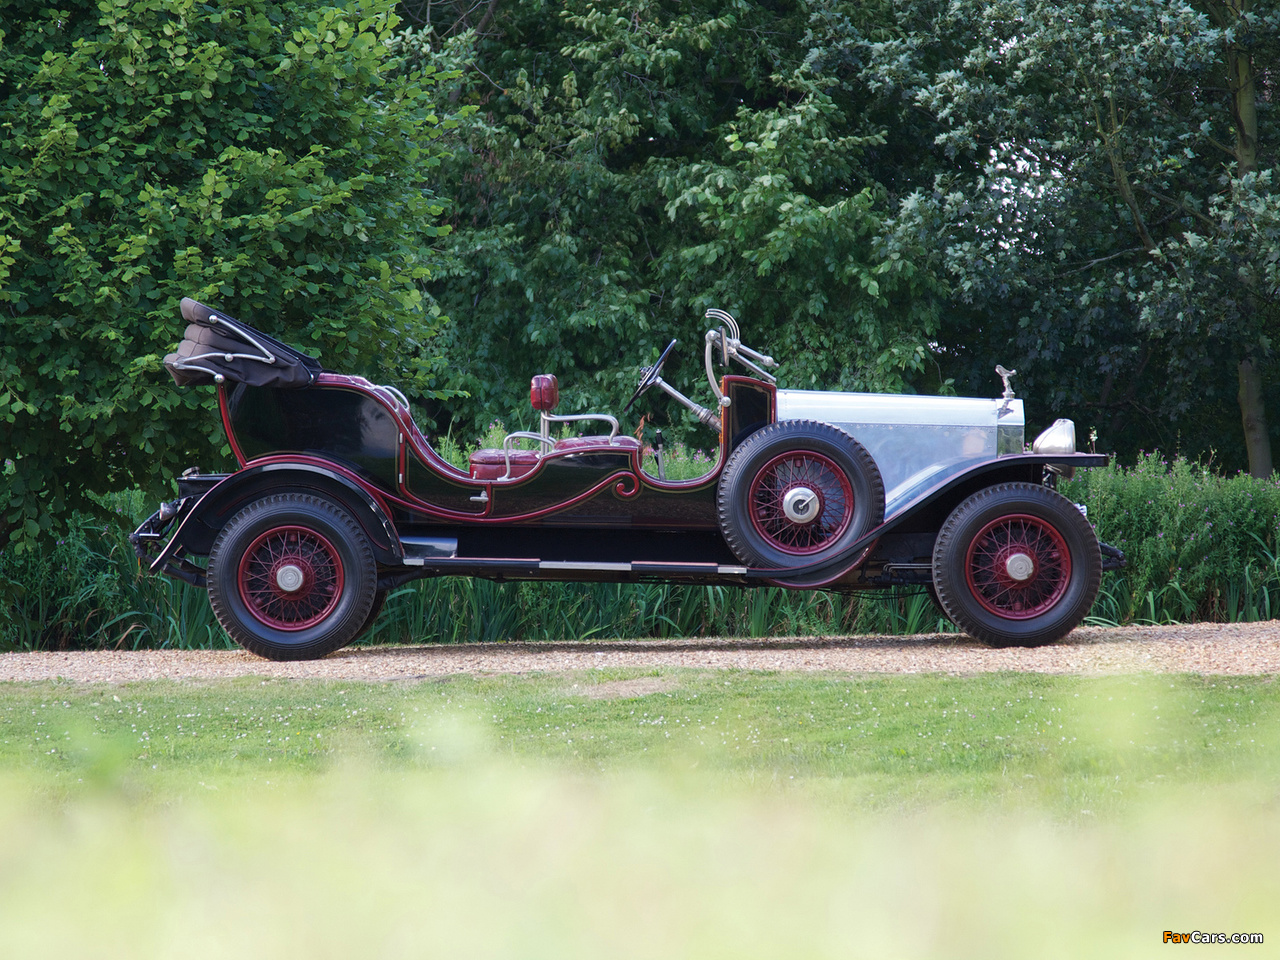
left=132, top=299, right=1120, bottom=660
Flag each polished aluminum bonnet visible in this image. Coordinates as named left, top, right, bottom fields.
left=776, top=390, right=1026, bottom=506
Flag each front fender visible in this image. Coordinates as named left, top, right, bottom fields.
left=147, top=462, right=403, bottom=573
left=878, top=452, right=1108, bottom=533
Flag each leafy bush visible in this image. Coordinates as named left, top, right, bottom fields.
left=0, top=0, right=470, bottom=553
left=0, top=491, right=227, bottom=651
left=423, top=0, right=949, bottom=443
left=1063, top=454, right=1280, bottom=623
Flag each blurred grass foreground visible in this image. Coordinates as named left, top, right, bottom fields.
left=0, top=671, right=1277, bottom=959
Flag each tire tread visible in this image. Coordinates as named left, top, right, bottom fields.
left=932, top=482, right=1101, bottom=647
left=207, top=493, right=377, bottom=661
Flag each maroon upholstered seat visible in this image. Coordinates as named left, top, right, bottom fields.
left=469, top=448, right=540, bottom=481
left=467, top=375, right=636, bottom=481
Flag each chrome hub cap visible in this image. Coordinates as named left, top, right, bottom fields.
left=275, top=563, right=306, bottom=593
left=1004, top=552, right=1035, bottom=582
left=782, top=486, right=821, bottom=524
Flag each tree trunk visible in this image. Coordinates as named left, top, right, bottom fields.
left=1222, top=0, right=1271, bottom=474
left=1238, top=357, right=1272, bottom=477
left=1225, top=0, right=1258, bottom=177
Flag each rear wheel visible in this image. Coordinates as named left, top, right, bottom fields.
left=932, top=483, right=1100, bottom=647
left=208, top=493, right=377, bottom=660
left=717, top=420, right=883, bottom=578
left=357, top=589, right=389, bottom=642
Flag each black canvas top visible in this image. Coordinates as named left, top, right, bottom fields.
left=163, top=298, right=323, bottom=388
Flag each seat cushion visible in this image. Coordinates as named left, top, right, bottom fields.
left=469, top=448, right=540, bottom=481
left=552, top=436, right=641, bottom=453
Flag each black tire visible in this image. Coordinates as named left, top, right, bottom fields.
left=207, top=493, right=377, bottom=661
left=925, top=583, right=954, bottom=625
left=356, top=589, right=388, bottom=643
left=717, top=420, right=884, bottom=573
left=931, top=482, right=1101, bottom=648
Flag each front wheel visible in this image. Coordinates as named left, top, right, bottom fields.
left=207, top=493, right=378, bottom=660
left=932, top=483, right=1100, bottom=647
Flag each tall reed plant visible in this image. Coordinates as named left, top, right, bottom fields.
left=0, top=492, right=227, bottom=651
left=360, top=580, right=956, bottom=647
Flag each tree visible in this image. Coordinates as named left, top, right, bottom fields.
left=862, top=0, right=1280, bottom=471
left=414, top=0, right=948, bottom=440
left=0, top=0, right=469, bottom=552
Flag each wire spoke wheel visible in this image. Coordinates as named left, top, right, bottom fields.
left=748, top=451, right=854, bottom=555
left=931, top=482, right=1101, bottom=648
left=238, top=525, right=345, bottom=631
left=964, top=514, right=1070, bottom=619
left=208, top=494, right=377, bottom=660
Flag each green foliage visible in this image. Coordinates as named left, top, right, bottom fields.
left=0, top=490, right=227, bottom=650
left=1063, top=453, right=1280, bottom=622
left=421, top=0, right=948, bottom=439
left=866, top=0, right=1280, bottom=466
left=0, top=0, right=471, bottom=552
left=640, top=438, right=719, bottom=481
left=357, top=580, right=954, bottom=646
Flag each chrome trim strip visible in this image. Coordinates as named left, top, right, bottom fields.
left=539, top=561, right=633, bottom=572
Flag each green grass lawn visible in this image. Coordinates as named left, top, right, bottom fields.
left=1, top=670, right=1277, bottom=958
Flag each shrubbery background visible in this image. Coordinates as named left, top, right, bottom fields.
left=1063, top=456, right=1280, bottom=624
left=4, top=0, right=1280, bottom=646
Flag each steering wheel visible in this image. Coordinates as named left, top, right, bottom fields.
left=623, top=339, right=679, bottom=413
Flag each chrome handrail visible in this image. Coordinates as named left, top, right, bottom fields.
left=499, top=431, right=552, bottom=480
left=540, top=412, right=620, bottom=443
left=382, top=384, right=411, bottom=410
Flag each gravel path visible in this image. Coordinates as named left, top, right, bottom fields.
left=2, top=622, right=1280, bottom=683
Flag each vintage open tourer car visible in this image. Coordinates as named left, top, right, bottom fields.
left=131, top=298, right=1123, bottom=660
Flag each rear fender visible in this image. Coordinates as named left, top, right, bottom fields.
left=156, top=463, right=402, bottom=569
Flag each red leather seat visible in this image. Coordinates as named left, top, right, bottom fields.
left=469, top=448, right=540, bottom=481
left=467, top=375, right=637, bottom=481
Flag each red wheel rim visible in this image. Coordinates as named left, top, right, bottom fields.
left=748, top=451, right=854, bottom=555
left=964, top=514, right=1071, bottom=619
left=237, top=525, right=344, bottom=631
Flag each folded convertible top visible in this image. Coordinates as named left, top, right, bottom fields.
left=163, top=298, right=324, bottom=388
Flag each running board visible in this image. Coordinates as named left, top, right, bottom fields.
left=396, top=554, right=748, bottom=577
